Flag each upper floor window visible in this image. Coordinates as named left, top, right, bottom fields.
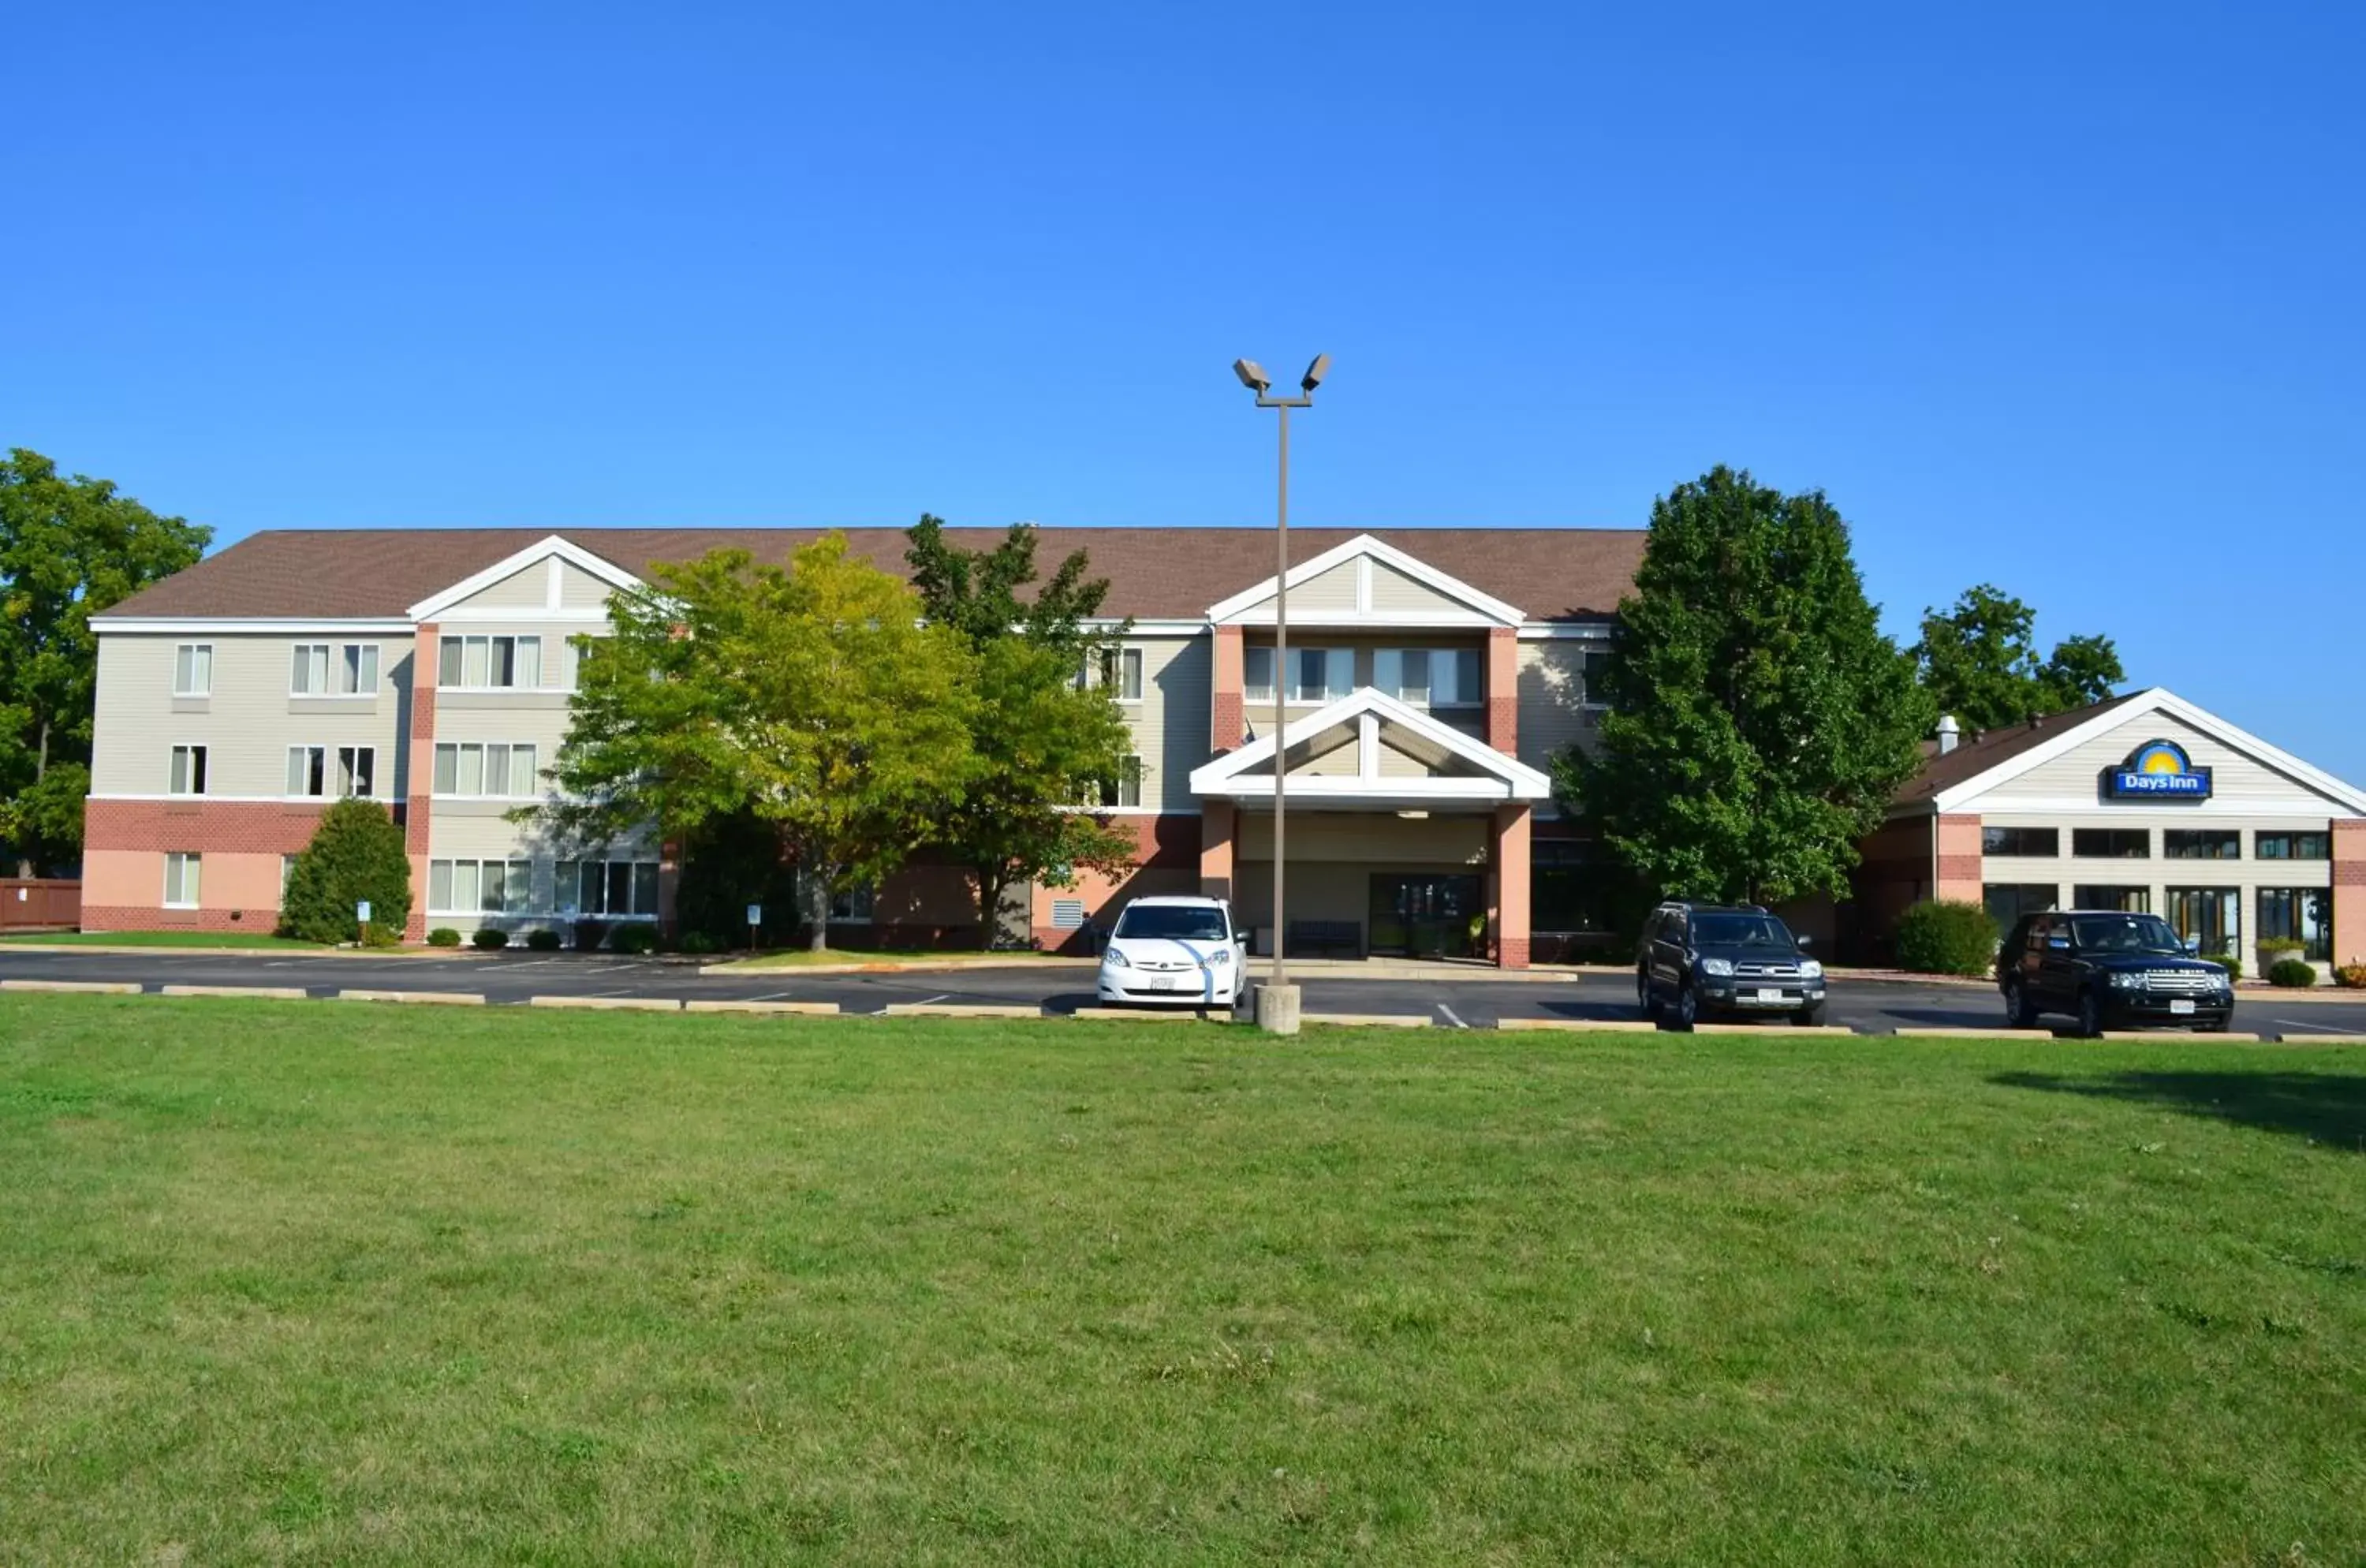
left=291, top=642, right=379, bottom=696
left=1245, top=645, right=1351, bottom=704
left=1982, top=826, right=2059, bottom=857
left=1575, top=647, right=1613, bottom=707
left=1099, top=648, right=1144, bottom=701
left=439, top=633, right=540, bottom=690
left=2073, top=828, right=2150, bottom=859
left=2164, top=828, right=2240, bottom=860
left=173, top=644, right=212, bottom=697
left=2256, top=831, right=2330, bottom=861
left=169, top=745, right=207, bottom=796
left=432, top=741, right=539, bottom=797
left=288, top=745, right=376, bottom=798
left=1096, top=755, right=1145, bottom=808
left=1375, top=648, right=1481, bottom=709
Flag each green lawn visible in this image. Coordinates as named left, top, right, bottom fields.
left=0, top=929, right=329, bottom=950
left=3, top=998, right=2361, bottom=1564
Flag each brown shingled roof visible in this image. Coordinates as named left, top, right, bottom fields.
left=1893, top=692, right=2144, bottom=806
left=102, top=526, right=1647, bottom=623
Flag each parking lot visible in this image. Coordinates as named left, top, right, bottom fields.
left=6, top=946, right=2364, bottom=1037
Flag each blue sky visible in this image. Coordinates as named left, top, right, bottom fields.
left=10, top=2, right=2363, bottom=779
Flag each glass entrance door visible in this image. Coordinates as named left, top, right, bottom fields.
left=1368, top=874, right=1484, bottom=959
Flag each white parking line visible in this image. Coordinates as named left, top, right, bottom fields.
left=915, top=993, right=950, bottom=1006
left=1438, top=1004, right=1469, bottom=1030
left=2278, top=1019, right=2364, bottom=1036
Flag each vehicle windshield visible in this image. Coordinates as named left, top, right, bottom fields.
left=2068, top=913, right=2186, bottom=955
left=1690, top=913, right=1794, bottom=949
left=1114, top=905, right=1230, bottom=943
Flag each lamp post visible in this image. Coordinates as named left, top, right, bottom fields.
left=1232, top=353, right=1330, bottom=1036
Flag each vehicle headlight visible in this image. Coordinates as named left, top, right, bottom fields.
left=1102, top=948, right=1130, bottom=969
left=1208, top=946, right=1231, bottom=965
left=1700, top=958, right=1734, bottom=978
left=2109, top=971, right=2143, bottom=989
left=1797, top=959, right=1823, bottom=980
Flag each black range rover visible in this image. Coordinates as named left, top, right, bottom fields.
left=1997, top=909, right=2236, bottom=1036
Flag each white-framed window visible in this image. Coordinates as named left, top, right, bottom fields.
left=438, top=633, right=542, bottom=690
left=1096, top=755, right=1144, bottom=808
left=1085, top=647, right=1144, bottom=701
left=1374, top=648, right=1482, bottom=709
left=431, top=741, right=537, bottom=798
left=168, top=745, right=208, bottom=796
left=173, top=644, right=212, bottom=697
left=554, top=858, right=661, bottom=917
left=1576, top=647, right=1613, bottom=708
left=1244, top=645, right=1352, bottom=704
left=281, top=855, right=297, bottom=898
left=163, top=851, right=201, bottom=908
left=830, top=883, right=874, bottom=923
left=290, top=642, right=379, bottom=696
left=429, top=857, right=536, bottom=915
left=286, top=745, right=376, bottom=798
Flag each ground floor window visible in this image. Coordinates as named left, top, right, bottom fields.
left=558, top=858, right=661, bottom=917
left=2166, top=887, right=2240, bottom=961
left=430, top=858, right=535, bottom=914
left=2073, top=884, right=2150, bottom=913
left=163, top=852, right=201, bottom=908
left=2257, top=887, right=2332, bottom=962
left=1984, top=883, right=2058, bottom=929
left=1533, top=839, right=1614, bottom=933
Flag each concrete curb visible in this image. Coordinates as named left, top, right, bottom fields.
left=2271, top=1033, right=2366, bottom=1044
left=1495, top=1017, right=1659, bottom=1033
left=1068, top=1006, right=1226, bottom=1022
left=879, top=1002, right=1044, bottom=1019
left=1688, top=1023, right=1857, bottom=1037
left=1303, top=1013, right=1431, bottom=1029
left=158, top=984, right=308, bottom=1001
left=682, top=999, right=842, bottom=1015
left=2099, top=1029, right=2263, bottom=1042
left=529, top=996, right=683, bottom=1012
left=0, top=978, right=143, bottom=995
left=0, top=943, right=456, bottom=960
left=337, top=989, right=486, bottom=1006
left=1889, top=1028, right=2029, bottom=1040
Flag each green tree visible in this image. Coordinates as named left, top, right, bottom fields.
left=905, top=516, right=1139, bottom=947
left=280, top=798, right=414, bottom=944
left=0, top=450, right=210, bottom=872
left=535, top=535, right=976, bottom=951
left=1556, top=465, right=1932, bottom=905
left=1912, top=583, right=2124, bottom=730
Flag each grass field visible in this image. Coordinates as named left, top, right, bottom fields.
left=0, top=930, right=329, bottom=950
left=3, top=996, right=2361, bottom=1564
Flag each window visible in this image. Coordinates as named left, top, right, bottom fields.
left=174, top=644, right=212, bottom=697
left=2166, top=887, right=2240, bottom=961
left=2072, top=884, right=2150, bottom=913
left=2072, top=828, right=2150, bottom=859
left=1375, top=648, right=1483, bottom=709
left=1983, top=883, right=2058, bottom=928
left=291, top=643, right=378, bottom=696
left=1574, top=647, right=1613, bottom=708
left=2256, top=832, right=2331, bottom=861
left=286, top=745, right=375, bottom=798
left=1533, top=838, right=1614, bottom=934
left=554, top=858, right=662, bottom=917
left=1982, top=827, right=2058, bottom=858
left=438, top=633, right=541, bottom=689
left=169, top=745, right=207, bottom=796
left=1088, top=647, right=1144, bottom=701
left=432, top=742, right=536, bottom=797
left=287, top=745, right=326, bottom=797
left=2164, top=828, right=2239, bottom=860
left=1244, top=645, right=1274, bottom=704
left=338, top=746, right=375, bottom=798
left=282, top=855, right=297, bottom=898
left=427, top=858, right=535, bottom=914
left=829, top=883, right=874, bottom=924
left=2258, top=887, right=2332, bottom=962
left=1244, top=645, right=1350, bottom=704
left=163, top=851, right=201, bottom=908
left=1095, top=756, right=1144, bottom=808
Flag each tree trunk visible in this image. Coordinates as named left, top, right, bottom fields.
left=975, top=864, right=1005, bottom=950
left=804, top=868, right=831, bottom=953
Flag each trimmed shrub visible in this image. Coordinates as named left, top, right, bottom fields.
left=2258, top=939, right=2305, bottom=964
left=2268, top=958, right=2318, bottom=988
left=2212, top=953, right=2243, bottom=983
left=280, top=799, right=413, bottom=944
left=472, top=927, right=510, bottom=951
left=572, top=920, right=609, bottom=952
left=525, top=928, right=563, bottom=953
left=1894, top=899, right=1999, bottom=977
left=2336, top=962, right=2366, bottom=991
left=679, top=930, right=720, bottom=956
left=611, top=924, right=659, bottom=955
left=427, top=928, right=462, bottom=948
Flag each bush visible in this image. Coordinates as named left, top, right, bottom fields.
left=611, top=924, right=659, bottom=955
left=427, top=928, right=462, bottom=948
left=2268, top=958, right=2318, bottom=989
left=572, top=920, right=609, bottom=952
left=679, top=930, right=720, bottom=955
left=2212, top=953, right=2243, bottom=983
left=525, top=928, right=563, bottom=953
left=2257, top=939, right=2304, bottom=964
left=1894, top=899, right=1999, bottom=977
left=2336, top=963, right=2366, bottom=990
left=279, top=799, right=413, bottom=944
left=472, top=927, right=510, bottom=951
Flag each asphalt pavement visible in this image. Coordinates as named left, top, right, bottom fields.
left=6, top=946, right=2365, bottom=1039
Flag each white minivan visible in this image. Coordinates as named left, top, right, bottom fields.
left=1095, top=895, right=1250, bottom=1008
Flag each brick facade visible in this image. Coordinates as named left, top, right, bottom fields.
left=1211, top=625, right=1244, bottom=754
left=2336, top=819, right=2365, bottom=968
left=1029, top=813, right=1203, bottom=953
left=1491, top=802, right=1532, bottom=969
left=1487, top=626, right=1517, bottom=753
left=1935, top=812, right=1983, bottom=905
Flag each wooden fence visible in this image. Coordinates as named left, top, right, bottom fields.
left=0, top=879, right=81, bottom=931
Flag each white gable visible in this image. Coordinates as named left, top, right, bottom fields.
left=1207, top=534, right=1523, bottom=627
left=1191, top=685, right=1550, bottom=805
left=411, top=536, right=645, bottom=623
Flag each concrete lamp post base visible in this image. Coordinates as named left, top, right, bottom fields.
left=1254, top=983, right=1302, bottom=1036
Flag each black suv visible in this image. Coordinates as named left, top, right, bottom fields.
left=1636, top=901, right=1827, bottom=1030
left=1996, top=909, right=2235, bottom=1036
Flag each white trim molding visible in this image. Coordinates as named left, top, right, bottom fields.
left=90, top=618, right=416, bottom=635
left=1205, top=533, right=1526, bottom=627
left=408, top=535, right=645, bottom=622
left=1190, top=685, right=1551, bottom=805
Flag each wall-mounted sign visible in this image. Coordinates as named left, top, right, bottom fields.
left=2105, top=738, right=2212, bottom=800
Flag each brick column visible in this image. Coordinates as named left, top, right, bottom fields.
left=1200, top=801, right=1235, bottom=901
left=2335, top=819, right=2365, bottom=968
left=1492, top=803, right=1532, bottom=969
left=1935, top=812, right=1983, bottom=905
left=1211, top=624, right=1245, bottom=752
left=1486, top=627, right=1517, bottom=754
left=403, top=622, right=439, bottom=942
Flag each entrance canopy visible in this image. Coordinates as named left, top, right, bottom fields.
left=1189, top=686, right=1552, bottom=809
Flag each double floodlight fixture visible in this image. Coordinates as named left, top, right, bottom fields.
left=1233, top=353, right=1330, bottom=405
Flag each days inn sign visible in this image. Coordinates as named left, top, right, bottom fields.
left=2105, top=738, right=2213, bottom=801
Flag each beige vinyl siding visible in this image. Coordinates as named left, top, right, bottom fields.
left=1287, top=560, right=1363, bottom=612
left=1970, top=711, right=2344, bottom=813
left=451, top=564, right=550, bottom=610
left=1123, top=635, right=1211, bottom=812
left=1237, top=811, right=1487, bottom=864
left=558, top=561, right=617, bottom=609
left=1516, top=640, right=1597, bottom=772
left=1368, top=562, right=1472, bottom=615
left=91, top=633, right=412, bottom=798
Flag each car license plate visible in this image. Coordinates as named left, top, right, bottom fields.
left=1756, top=987, right=1786, bottom=1002
left=1151, top=976, right=1183, bottom=992
left=2170, top=999, right=2195, bottom=1015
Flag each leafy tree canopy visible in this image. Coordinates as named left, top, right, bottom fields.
left=281, top=798, right=413, bottom=945
left=535, top=535, right=977, bottom=950
left=905, top=517, right=1140, bottom=946
left=0, top=449, right=210, bottom=871
left=1557, top=465, right=1932, bottom=905
left=1912, top=583, right=2124, bottom=730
